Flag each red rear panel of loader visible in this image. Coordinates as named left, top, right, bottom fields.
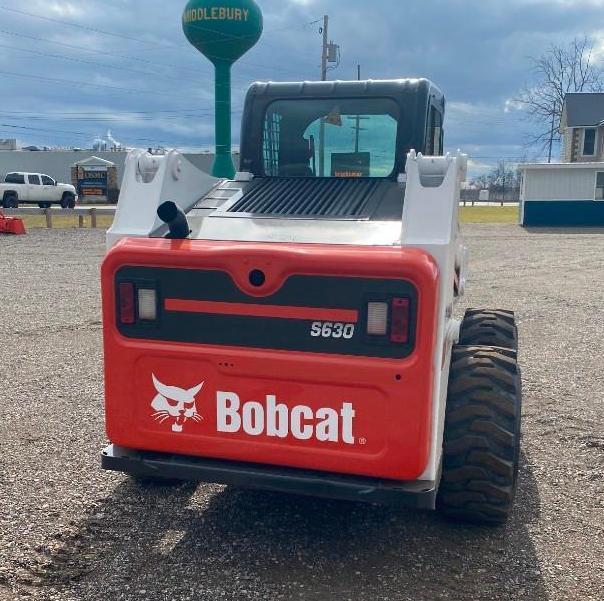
left=102, top=239, right=439, bottom=481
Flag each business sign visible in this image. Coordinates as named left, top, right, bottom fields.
left=331, top=152, right=371, bottom=178
left=80, top=169, right=108, bottom=196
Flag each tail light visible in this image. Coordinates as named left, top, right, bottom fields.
left=390, top=298, right=410, bottom=344
left=366, top=297, right=411, bottom=345
left=118, top=282, right=158, bottom=324
left=118, top=282, right=135, bottom=325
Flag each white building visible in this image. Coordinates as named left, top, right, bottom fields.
left=520, top=93, right=604, bottom=226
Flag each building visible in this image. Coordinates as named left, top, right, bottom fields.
left=561, top=93, right=604, bottom=163
left=519, top=162, right=604, bottom=226
left=0, top=139, right=17, bottom=151
left=519, top=93, right=604, bottom=226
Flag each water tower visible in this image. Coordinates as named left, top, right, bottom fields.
left=182, top=0, right=263, bottom=178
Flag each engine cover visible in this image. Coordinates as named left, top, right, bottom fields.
left=102, top=238, right=440, bottom=481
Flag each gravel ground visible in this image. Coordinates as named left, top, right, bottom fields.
left=0, top=225, right=603, bottom=601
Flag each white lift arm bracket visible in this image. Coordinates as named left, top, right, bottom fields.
left=106, top=149, right=219, bottom=251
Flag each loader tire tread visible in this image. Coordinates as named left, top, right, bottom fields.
left=459, top=309, right=518, bottom=351
left=437, top=346, right=522, bottom=525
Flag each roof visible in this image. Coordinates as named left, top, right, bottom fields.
left=562, top=93, right=604, bottom=127
left=519, top=161, right=604, bottom=171
left=72, top=155, right=115, bottom=167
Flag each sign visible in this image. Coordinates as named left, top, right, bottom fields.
left=331, top=152, right=371, bottom=178
left=183, top=7, right=250, bottom=22
left=81, top=188, right=105, bottom=197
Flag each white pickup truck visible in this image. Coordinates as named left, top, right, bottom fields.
left=1, top=172, right=78, bottom=209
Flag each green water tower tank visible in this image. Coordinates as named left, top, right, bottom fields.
left=183, top=0, right=263, bottom=178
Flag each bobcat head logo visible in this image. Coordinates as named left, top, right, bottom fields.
left=151, top=374, right=204, bottom=433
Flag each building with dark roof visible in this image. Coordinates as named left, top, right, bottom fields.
left=560, top=93, right=604, bottom=162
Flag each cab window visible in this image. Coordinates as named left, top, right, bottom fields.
left=5, top=173, right=25, bottom=184
left=426, top=106, right=443, bottom=156
left=263, top=98, right=399, bottom=178
left=41, top=175, right=55, bottom=185
left=28, top=174, right=41, bottom=185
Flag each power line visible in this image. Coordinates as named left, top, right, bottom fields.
left=0, top=28, right=274, bottom=86
left=0, top=4, right=185, bottom=50
left=0, top=28, right=192, bottom=71
left=0, top=41, right=193, bottom=82
left=0, top=122, right=171, bottom=144
left=0, top=68, right=240, bottom=100
left=0, top=9, right=321, bottom=78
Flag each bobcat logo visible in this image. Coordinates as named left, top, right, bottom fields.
left=151, top=375, right=204, bottom=433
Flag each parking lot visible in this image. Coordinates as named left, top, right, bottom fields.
left=1, top=225, right=603, bottom=601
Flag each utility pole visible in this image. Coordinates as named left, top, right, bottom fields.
left=317, top=16, right=340, bottom=176
left=321, top=15, right=329, bottom=81
left=319, top=15, right=328, bottom=177
left=348, top=64, right=368, bottom=153
left=501, top=159, right=506, bottom=206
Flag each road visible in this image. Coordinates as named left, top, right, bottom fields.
left=0, top=225, right=603, bottom=601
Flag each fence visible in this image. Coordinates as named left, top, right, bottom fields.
left=460, top=188, right=521, bottom=206
left=2, top=207, right=116, bottom=229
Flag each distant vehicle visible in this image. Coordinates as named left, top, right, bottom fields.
left=0, top=172, right=78, bottom=209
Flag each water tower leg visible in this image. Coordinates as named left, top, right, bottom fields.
left=212, top=61, right=236, bottom=179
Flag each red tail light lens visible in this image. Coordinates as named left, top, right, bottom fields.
left=118, top=282, right=136, bottom=325
left=390, top=298, right=410, bottom=344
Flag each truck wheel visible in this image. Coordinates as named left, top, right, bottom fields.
left=3, top=193, right=18, bottom=209
left=437, top=346, right=522, bottom=525
left=38, top=202, right=51, bottom=209
left=61, top=193, right=76, bottom=209
left=459, top=309, right=518, bottom=351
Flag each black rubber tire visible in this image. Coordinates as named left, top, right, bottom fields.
left=3, top=193, right=18, bottom=208
left=437, top=346, right=522, bottom=525
left=459, top=309, right=518, bottom=351
left=38, top=202, right=51, bottom=209
left=61, top=193, right=76, bottom=209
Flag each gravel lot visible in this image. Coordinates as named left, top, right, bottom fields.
left=1, top=225, right=603, bottom=601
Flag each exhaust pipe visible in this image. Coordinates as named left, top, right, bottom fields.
left=157, top=201, right=190, bottom=240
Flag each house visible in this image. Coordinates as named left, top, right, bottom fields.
left=560, top=93, right=604, bottom=163
left=518, top=93, right=604, bottom=226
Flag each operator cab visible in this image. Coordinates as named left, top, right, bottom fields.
left=239, top=78, right=445, bottom=181
left=219, top=79, right=445, bottom=221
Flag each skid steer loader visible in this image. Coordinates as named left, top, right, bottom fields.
left=101, top=79, right=521, bottom=524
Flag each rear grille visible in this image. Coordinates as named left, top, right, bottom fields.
left=228, top=178, right=383, bottom=218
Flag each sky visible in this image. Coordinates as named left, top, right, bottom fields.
left=1, top=0, right=604, bottom=176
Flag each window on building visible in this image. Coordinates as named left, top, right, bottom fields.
left=582, top=128, right=597, bottom=156
left=41, top=175, right=55, bottom=185
left=27, top=174, right=41, bottom=185
left=596, top=172, right=604, bottom=200
left=4, top=173, right=25, bottom=184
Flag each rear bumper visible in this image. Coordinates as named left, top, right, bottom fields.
left=102, top=444, right=437, bottom=510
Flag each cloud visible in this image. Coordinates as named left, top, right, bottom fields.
left=0, top=0, right=591, bottom=169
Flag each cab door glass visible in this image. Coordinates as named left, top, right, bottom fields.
left=427, top=106, right=443, bottom=156
left=28, top=175, right=41, bottom=185
left=41, top=176, right=54, bottom=186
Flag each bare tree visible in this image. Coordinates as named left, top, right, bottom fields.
left=516, top=36, right=604, bottom=161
